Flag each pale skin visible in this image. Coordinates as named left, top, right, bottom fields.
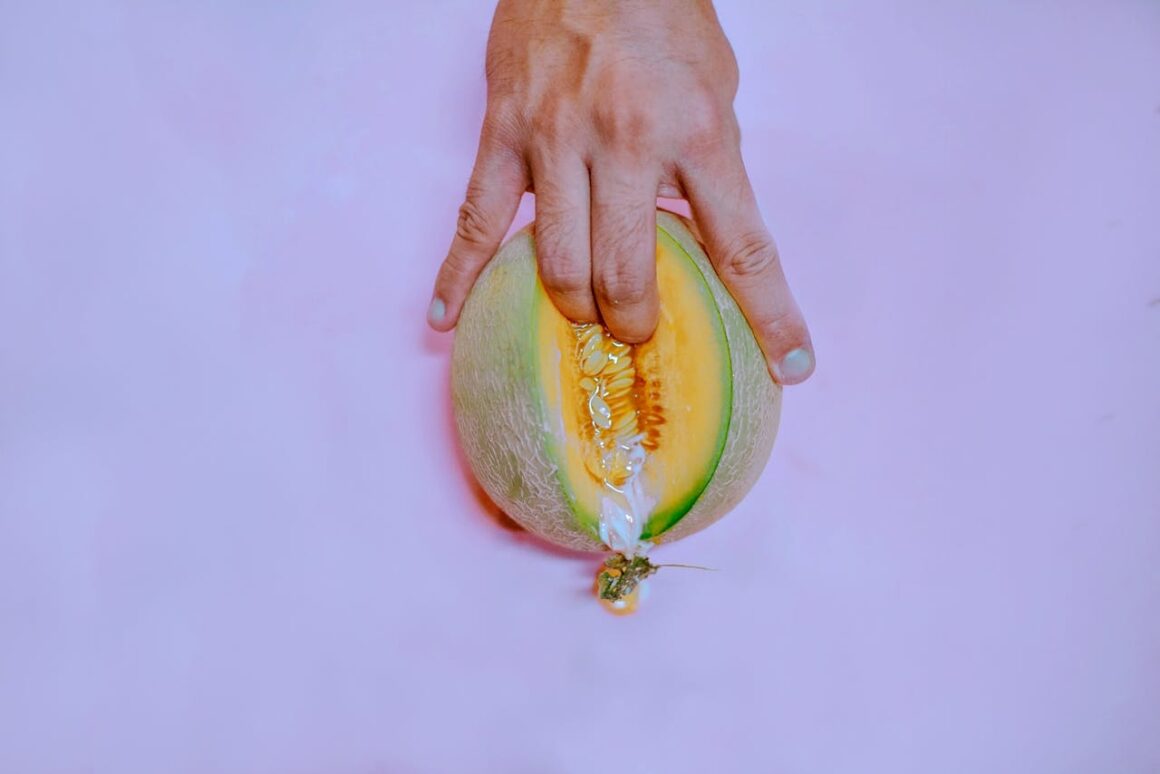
left=427, top=0, right=815, bottom=385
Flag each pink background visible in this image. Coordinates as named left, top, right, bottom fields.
left=2, top=2, right=1159, bottom=772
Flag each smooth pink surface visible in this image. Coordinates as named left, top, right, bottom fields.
left=2, top=2, right=1159, bottom=772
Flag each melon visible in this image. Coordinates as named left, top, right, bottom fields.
left=451, top=211, right=781, bottom=603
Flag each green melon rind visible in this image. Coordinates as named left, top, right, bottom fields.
left=638, top=225, right=732, bottom=539
left=529, top=274, right=592, bottom=536
left=451, top=211, right=781, bottom=553
left=650, top=211, right=781, bottom=545
left=451, top=227, right=605, bottom=550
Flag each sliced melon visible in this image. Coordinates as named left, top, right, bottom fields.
left=452, top=211, right=780, bottom=553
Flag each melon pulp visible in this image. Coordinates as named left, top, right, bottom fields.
left=452, top=210, right=780, bottom=554
left=536, top=226, right=731, bottom=540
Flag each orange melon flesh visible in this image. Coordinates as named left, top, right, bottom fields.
left=534, top=228, right=732, bottom=541
left=450, top=210, right=781, bottom=555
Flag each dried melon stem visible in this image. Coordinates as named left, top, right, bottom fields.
left=596, top=554, right=660, bottom=603
left=596, top=554, right=717, bottom=612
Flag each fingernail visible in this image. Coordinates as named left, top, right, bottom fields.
left=427, top=297, right=446, bottom=326
left=773, top=347, right=813, bottom=384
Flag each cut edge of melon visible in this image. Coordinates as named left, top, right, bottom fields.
left=530, top=219, right=734, bottom=547
left=642, top=223, right=733, bottom=539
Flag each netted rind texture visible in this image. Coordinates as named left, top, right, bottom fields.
left=451, top=213, right=781, bottom=552
left=451, top=229, right=605, bottom=552
left=651, top=212, right=781, bottom=544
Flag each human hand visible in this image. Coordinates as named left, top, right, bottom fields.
left=427, top=0, right=814, bottom=385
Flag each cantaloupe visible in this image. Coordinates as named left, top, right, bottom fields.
left=452, top=211, right=781, bottom=605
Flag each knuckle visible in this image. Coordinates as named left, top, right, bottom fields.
left=715, top=60, right=740, bottom=100
left=440, top=248, right=474, bottom=280
left=594, top=100, right=660, bottom=146
left=595, top=267, right=652, bottom=308
left=682, top=100, right=734, bottom=156
left=535, top=220, right=591, bottom=294
left=749, top=306, right=799, bottom=339
left=483, top=102, right=525, bottom=148
left=534, top=217, right=572, bottom=254
left=455, top=195, right=495, bottom=246
left=539, top=259, right=589, bottom=294
left=720, top=232, right=780, bottom=277
left=529, top=105, right=573, bottom=143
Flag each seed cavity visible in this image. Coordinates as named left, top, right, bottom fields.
left=570, top=322, right=664, bottom=489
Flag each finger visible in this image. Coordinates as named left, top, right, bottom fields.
left=428, top=132, right=527, bottom=331
left=527, top=179, right=683, bottom=201
left=530, top=146, right=597, bottom=322
left=589, top=160, right=660, bottom=343
left=682, top=149, right=815, bottom=385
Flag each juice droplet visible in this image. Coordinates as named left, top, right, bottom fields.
left=595, top=570, right=650, bottom=616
